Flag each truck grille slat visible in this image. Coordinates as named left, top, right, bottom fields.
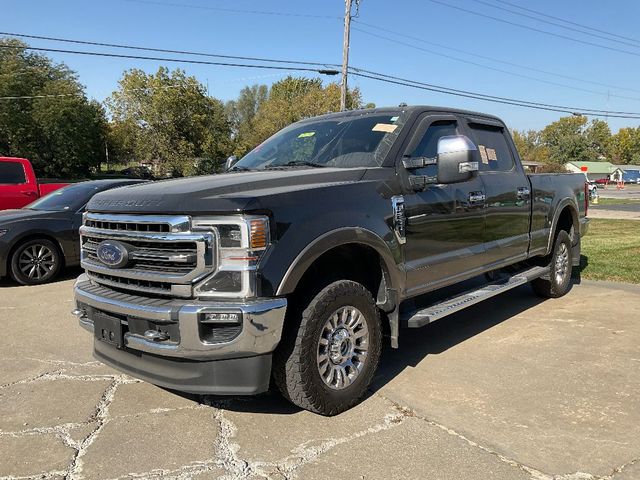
left=85, top=219, right=171, bottom=233
left=81, top=214, right=214, bottom=297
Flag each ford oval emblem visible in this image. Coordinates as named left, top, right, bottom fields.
left=96, top=240, right=130, bottom=268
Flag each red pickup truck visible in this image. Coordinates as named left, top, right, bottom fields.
left=0, top=157, right=70, bottom=210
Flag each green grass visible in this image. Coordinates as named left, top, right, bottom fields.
left=580, top=219, right=640, bottom=284
left=593, top=197, right=640, bottom=206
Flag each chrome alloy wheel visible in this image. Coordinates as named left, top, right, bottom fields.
left=555, top=242, right=570, bottom=284
left=317, top=306, right=369, bottom=390
left=18, top=244, right=56, bottom=280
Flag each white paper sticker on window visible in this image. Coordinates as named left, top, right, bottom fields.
left=479, top=145, right=489, bottom=164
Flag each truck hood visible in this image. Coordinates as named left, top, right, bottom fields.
left=87, top=167, right=368, bottom=214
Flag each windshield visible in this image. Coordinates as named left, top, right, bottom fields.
left=27, top=183, right=114, bottom=211
left=234, top=111, right=408, bottom=170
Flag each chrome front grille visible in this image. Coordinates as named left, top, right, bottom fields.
left=80, top=213, right=214, bottom=298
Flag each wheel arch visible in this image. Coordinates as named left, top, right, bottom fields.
left=275, top=227, right=401, bottom=311
left=546, top=201, right=579, bottom=255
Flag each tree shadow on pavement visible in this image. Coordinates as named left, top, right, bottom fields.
left=370, top=283, right=546, bottom=394
left=192, top=278, right=561, bottom=416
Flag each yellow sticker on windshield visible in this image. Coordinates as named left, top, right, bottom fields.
left=297, top=132, right=315, bottom=138
left=372, top=123, right=397, bottom=133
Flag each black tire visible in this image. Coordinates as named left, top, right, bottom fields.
left=10, top=239, right=62, bottom=285
left=531, top=230, right=573, bottom=298
left=273, top=280, right=382, bottom=416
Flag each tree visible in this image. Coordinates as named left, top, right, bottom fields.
left=225, top=84, right=268, bottom=156
left=238, top=76, right=364, bottom=156
left=0, top=38, right=108, bottom=178
left=585, top=119, right=611, bottom=161
left=107, top=67, right=231, bottom=176
left=539, top=115, right=614, bottom=165
left=609, top=127, right=640, bottom=165
left=512, top=129, right=549, bottom=164
left=226, top=84, right=268, bottom=133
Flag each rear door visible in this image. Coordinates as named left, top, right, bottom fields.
left=464, top=118, right=531, bottom=267
left=401, top=113, right=487, bottom=295
left=0, top=160, right=36, bottom=210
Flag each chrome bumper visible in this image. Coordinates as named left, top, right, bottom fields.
left=73, top=274, right=287, bottom=360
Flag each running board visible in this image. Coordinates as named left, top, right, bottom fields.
left=401, top=266, right=550, bottom=328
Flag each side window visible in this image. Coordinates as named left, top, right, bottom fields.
left=468, top=124, right=514, bottom=172
left=0, top=162, right=27, bottom=184
left=408, top=121, right=458, bottom=177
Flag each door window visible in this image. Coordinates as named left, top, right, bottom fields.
left=408, top=121, right=458, bottom=177
left=0, top=162, right=26, bottom=184
left=468, top=124, right=514, bottom=172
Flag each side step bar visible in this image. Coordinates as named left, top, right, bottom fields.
left=401, top=266, right=550, bottom=328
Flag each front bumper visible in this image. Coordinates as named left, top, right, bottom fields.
left=73, top=274, right=287, bottom=394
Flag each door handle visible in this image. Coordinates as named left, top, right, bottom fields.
left=20, top=190, right=37, bottom=197
left=468, top=191, right=486, bottom=203
left=516, top=187, right=531, bottom=199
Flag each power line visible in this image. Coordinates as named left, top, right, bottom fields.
left=490, top=0, right=640, bottom=45
left=427, top=0, right=640, bottom=58
left=469, top=0, right=640, bottom=49
left=9, top=26, right=638, bottom=98
left=123, top=0, right=341, bottom=20
left=352, top=26, right=640, bottom=102
left=352, top=20, right=640, bottom=95
left=0, top=31, right=340, bottom=68
left=2, top=36, right=640, bottom=118
left=0, top=44, right=340, bottom=75
left=349, top=67, right=640, bottom=119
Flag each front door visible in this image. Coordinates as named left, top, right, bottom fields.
left=400, top=114, right=487, bottom=296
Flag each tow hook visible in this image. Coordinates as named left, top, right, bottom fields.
left=144, top=330, right=170, bottom=342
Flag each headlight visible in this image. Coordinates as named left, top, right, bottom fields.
left=191, top=216, right=270, bottom=298
left=0, top=229, right=8, bottom=238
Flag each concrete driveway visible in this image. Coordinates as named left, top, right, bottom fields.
left=1, top=273, right=639, bottom=480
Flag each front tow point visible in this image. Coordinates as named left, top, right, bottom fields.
left=144, top=330, right=170, bottom=342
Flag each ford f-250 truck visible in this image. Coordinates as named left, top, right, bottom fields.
left=72, top=106, right=588, bottom=415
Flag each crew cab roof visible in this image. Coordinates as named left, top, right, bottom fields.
left=296, top=105, right=505, bottom=124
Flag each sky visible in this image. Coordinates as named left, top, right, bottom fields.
left=3, top=0, right=640, bottom=132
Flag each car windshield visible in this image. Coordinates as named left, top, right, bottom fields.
left=233, top=111, right=409, bottom=170
left=26, top=183, right=115, bottom=211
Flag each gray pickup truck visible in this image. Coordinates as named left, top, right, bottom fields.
left=72, top=106, right=589, bottom=415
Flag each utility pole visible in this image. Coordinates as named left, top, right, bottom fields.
left=340, top=0, right=353, bottom=111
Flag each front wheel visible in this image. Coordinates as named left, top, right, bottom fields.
left=531, top=230, right=573, bottom=298
left=10, top=239, right=62, bottom=285
left=273, top=280, right=382, bottom=416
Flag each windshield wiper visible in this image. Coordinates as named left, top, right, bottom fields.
left=229, top=165, right=257, bottom=172
left=264, top=161, right=326, bottom=169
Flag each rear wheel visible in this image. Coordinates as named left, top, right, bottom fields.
left=10, top=239, right=62, bottom=285
left=531, top=230, right=572, bottom=298
left=273, top=280, right=382, bottom=416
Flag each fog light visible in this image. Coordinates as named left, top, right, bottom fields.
left=200, top=312, right=242, bottom=324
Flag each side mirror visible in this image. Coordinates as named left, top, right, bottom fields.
left=225, top=155, right=239, bottom=171
left=436, top=135, right=478, bottom=184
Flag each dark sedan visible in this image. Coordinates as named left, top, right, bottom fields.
left=0, top=179, right=146, bottom=285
